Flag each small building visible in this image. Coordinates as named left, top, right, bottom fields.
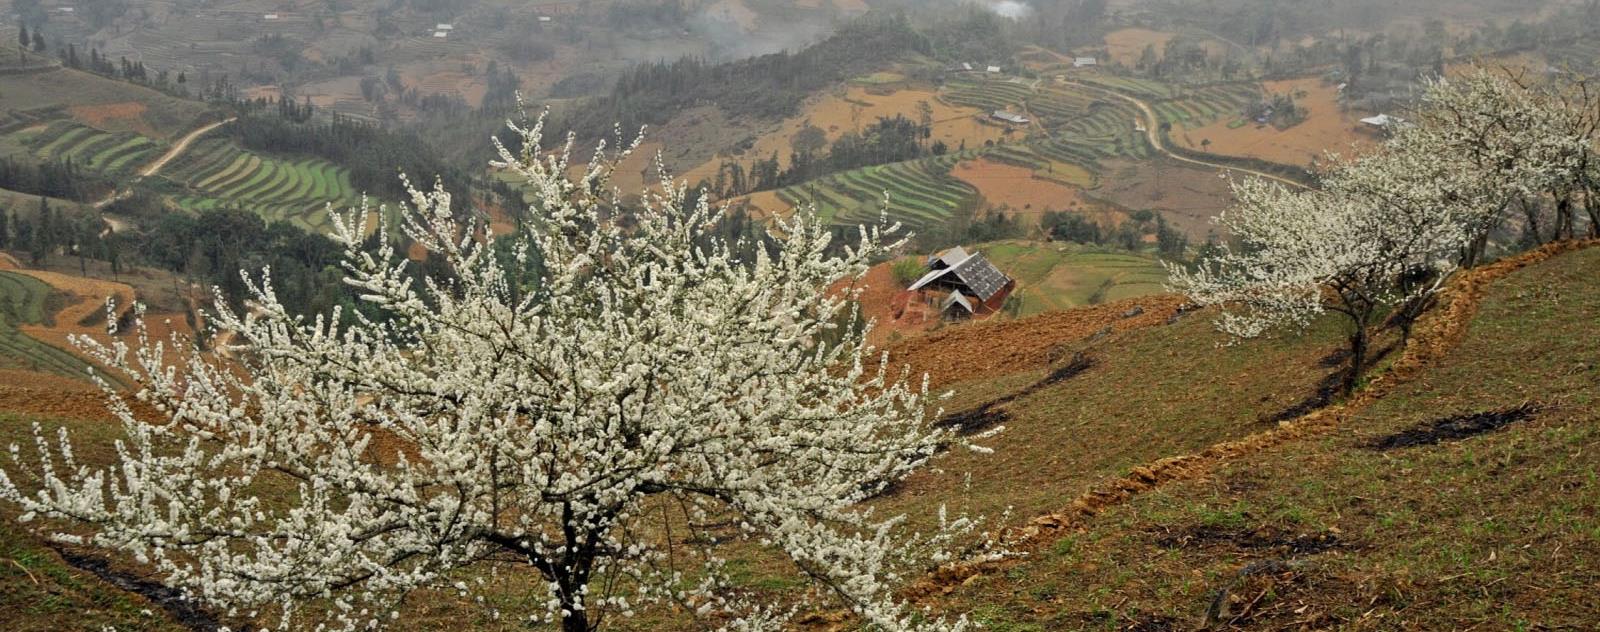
left=538, top=15, right=553, bottom=22
left=991, top=110, right=1030, bottom=125
left=436, top=23, right=454, bottom=30
left=1073, top=57, right=1097, bottom=68
left=909, top=246, right=1016, bottom=320
left=433, top=31, right=448, bottom=38
left=1360, top=113, right=1400, bottom=128
left=986, top=65, right=1002, bottom=73
left=1360, top=113, right=1412, bottom=135
left=262, top=13, right=278, bottom=20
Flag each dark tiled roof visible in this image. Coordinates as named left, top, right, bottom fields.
left=950, top=254, right=1010, bottom=301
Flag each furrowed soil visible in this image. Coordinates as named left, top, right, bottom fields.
left=1094, top=158, right=1235, bottom=236
left=951, top=158, right=1098, bottom=219
left=65, top=102, right=152, bottom=135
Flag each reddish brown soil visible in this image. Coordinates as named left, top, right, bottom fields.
left=67, top=102, right=152, bottom=135
left=682, top=86, right=1006, bottom=186
left=884, top=293, right=1187, bottom=389
left=844, top=261, right=942, bottom=346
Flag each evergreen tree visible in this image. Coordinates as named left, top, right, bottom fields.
left=17, top=24, right=26, bottom=49
left=29, top=198, right=52, bottom=265
left=30, top=30, right=43, bottom=53
left=0, top=208, right=9, bottom=249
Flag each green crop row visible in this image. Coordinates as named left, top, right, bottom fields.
left=160, top=138, right=366, bottom=233
left=773, top=154, right=978, bottom=230
left=27, top=121, right=164, bottom=176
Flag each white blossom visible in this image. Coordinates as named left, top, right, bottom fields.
left=0, top=113, right=987, bottom=632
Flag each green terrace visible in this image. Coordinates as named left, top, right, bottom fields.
left=0, top=272, right=96, bottom=381
left=27, top=121, right=166, bottom=176
left=774, top=152, right=980, bottom=231
left=157, top=137, right=370, bottom=234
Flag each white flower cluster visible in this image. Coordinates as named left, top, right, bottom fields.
left=1169, top=68, right=1598, bottom=389
left=0, top=114, right=990, bottom=631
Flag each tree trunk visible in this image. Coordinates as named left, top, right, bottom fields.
left=1343, top=326, right=1368, bottom=396
left=1555, top=197, right=1574, bottom=242
left=561, top=609, right=590, bottom=632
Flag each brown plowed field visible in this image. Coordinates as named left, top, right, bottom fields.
left=951, top=158, right=1092, bottom=217
left=67, top=101, right=150, bottom=132
left=1179, top=77, right=1375, bottom=168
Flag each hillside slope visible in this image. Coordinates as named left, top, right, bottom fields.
left=935, top=244, right=1600, bottom=630
left=0, top=244, right=1593, bottom=630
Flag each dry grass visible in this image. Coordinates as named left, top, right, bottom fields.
left=0, top=243, right=1593, bottom=631
left=932, top=244, right=1600, bottom=630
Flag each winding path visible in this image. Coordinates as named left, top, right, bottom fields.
left=1059, top=80, right=1311, bottom=190
left=94, top=117, right=237, bottom=217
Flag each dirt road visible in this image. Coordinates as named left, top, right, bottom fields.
left=94, top=116, right=237, bottom=219
left=139, top=117, right=234, bottom=178
left=1060, top=80, right=1311, bottom=190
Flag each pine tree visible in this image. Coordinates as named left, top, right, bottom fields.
left=29, top=198, right=52, bottom=265
left=30, top=30, right=43, bottom=53
left=17, top=24, right=26, bottom=49
left=0, top=208, right=9, bottom=249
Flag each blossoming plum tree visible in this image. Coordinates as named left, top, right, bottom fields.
left=1167, top=177, right=1469, bottom=394
left=0, top=118, right=992, bottom=632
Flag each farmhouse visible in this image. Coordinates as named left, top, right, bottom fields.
left=986, top=65, right=1002, bottom=73
left=436, top=23, right=454, bottom=30
left=991, top=110, right=1030, bottom=125
left=433, top=31, right=449, bottom=38
left=1360, top=113, right=1404, bottom=129
left=1073, top=57, right=1097, bottom=68
left=908, top=246, right=1015, bottom=320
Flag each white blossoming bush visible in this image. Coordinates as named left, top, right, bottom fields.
left=1172, top=67, right=1600, bottom=394
left=0, top=117, right=996, bottom=632
left=1409, top=69, right=1599, bottom=255
left=1167, top=176, right=1469, bottom=394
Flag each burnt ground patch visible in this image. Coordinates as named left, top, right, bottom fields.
left=936, top=353, right=1096, bottom=435
left=1149, top=525, right=1356, bottom=629
left=1153, top=524, right=1344, bottom=557
left=1064, top=611, right=1183, bottom=631
left=1368, top=404, right=1540, bottom=451
left=1263, top=342, right=1400, bottom=424
left=52, top=544, right=229, bottom=631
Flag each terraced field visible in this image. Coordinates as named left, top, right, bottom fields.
left=979, top=240, right=1169, bottom=313
left=158, top=137, right=366, bottom=233
left=26, top=121, right=166, bottom=176
left=1147, top=83, right=1260, bottom=126
left=942, top=76, right=1039, bottom=112
left=0, top=271, right=94, bottom=380
left=773, top=152, right=981, bottom=230
left=1071, top=74, right=1183, bottom=100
